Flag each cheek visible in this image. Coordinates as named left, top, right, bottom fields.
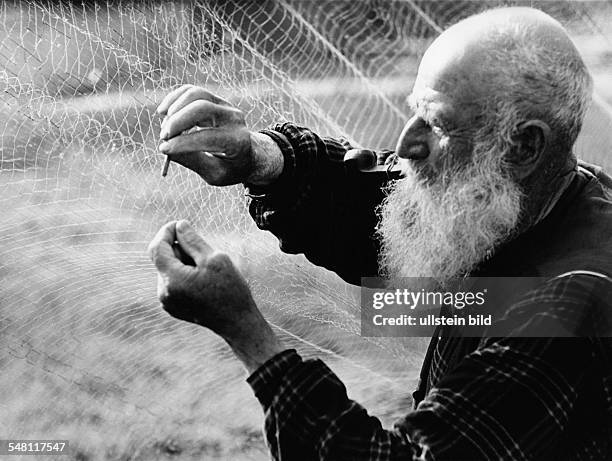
left=438, top=136, right=452, bottom=153
left=437, top=137, right=472, bottom=170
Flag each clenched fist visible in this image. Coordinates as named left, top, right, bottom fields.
left=148, top=220, right=282, bottom=373
left=156, top=85, right=283, bottom=186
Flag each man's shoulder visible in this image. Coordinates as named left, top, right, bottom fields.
left=577, top=159, right=612, bottom=196
left=561, top=161, right=612, bottom=242
left=538, top=163, right=612, bottom=277
left=488, top=163, right=612, bottom=279
left=562, top=161, right=612, bottom=226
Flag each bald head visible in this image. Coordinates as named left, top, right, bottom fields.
left=420, top=7, right=580, bottom=85
left=416, top=7, right=592, bottom=153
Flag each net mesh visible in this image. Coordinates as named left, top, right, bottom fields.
left=1, top=1, right=611, bottom=459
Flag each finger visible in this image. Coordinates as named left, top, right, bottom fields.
left=161, top=115, right=169, bottom=134
left=156, top=85, right=193, bottom=116
left=159, top=127, right=239, bottom=155
left=172, top=242, right=196, bottom=266
left=198, top=89, right=232, bottom=106
left=167, top=87, right=232, bottom=118
left=175, top=220, right=213, bottom=266
left=161, top=100, right=243, bottom=140
left=148, top=221, right=183, bottom=272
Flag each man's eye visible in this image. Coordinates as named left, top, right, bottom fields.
left=432, top=126, right=447, bottom=136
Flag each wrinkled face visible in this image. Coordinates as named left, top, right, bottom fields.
left=397, top=90, right=477, bottom=183
left=395, top=37, right=490, bottom=182
left=377, top=36, right=524, bottom=283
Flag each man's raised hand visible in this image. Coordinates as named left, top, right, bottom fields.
left=147, top=220, right=282, bottom=373
left=156, top=85, right=283, bottom=186
left=157, top=85, right=251, bottom=185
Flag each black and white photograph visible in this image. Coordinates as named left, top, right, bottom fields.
left=1, top=1, right=611, bottom=459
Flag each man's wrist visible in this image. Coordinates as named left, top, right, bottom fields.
left=224, top=316, right=284, bottom=375
left=246, top=349, right=302, bottom=407
left=247, top=132, right=284, bottom=186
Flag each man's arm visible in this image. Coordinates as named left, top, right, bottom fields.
left=147, top=220, right=285, bottom=374
left=246, top=123, right=392, bottom=285
left=245, top=274, right=611, bottom=460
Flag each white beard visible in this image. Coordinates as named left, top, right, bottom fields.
left=376, top=142, right=523, bottom=285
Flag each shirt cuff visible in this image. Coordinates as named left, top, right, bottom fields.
left=246, top=348, right=303, bottom=408
left=244, top=129, right=296, bottom=199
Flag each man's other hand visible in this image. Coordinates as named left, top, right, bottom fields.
left=147, top=219, right=251, bottom=333
left=156, top=85, right=283, bottom=186
left=147, top=220, right=282, bottom=373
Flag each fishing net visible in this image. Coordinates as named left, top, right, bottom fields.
left=1, top=1, right=611, bottom=458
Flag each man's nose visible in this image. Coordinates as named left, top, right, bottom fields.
left=395, top=115, right=430, bottom=160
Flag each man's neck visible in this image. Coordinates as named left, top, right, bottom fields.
left=533, top=166, right=577, bottom=225
left=521, top=154, right=578, bottom=232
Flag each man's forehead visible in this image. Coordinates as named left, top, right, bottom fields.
left=408, top=84, right=482, bottom=119
left=414, top=48, right=492, bottom=103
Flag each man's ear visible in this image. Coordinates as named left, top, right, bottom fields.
left=506, top=120, right=551, bottom=180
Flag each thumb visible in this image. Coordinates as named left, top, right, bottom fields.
left=148, top=221, right=182, bottom=273
left=175, top=220, right=213, bottom=266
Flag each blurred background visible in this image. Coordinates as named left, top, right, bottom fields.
left=0, top=1, right=611, bottom=459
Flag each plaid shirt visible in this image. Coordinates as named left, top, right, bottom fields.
left=246, top=123, right=612, bottom=460
left=248, top=277, right=612, bottom=460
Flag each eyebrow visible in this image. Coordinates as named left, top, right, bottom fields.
left=406, top=93, right=417, bottom=112
left=406, top=94, right=451, bottom=128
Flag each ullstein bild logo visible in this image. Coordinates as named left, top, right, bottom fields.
left=371, top=313, right=492, bottom=327
left=360, top=276, right=612, bottom=338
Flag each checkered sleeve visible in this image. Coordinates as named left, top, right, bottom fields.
left=245, top=123, right=392, bottom=284
left=247, top=274, right=611, bottom=460
left=247, top=349, right=420, bottom=460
